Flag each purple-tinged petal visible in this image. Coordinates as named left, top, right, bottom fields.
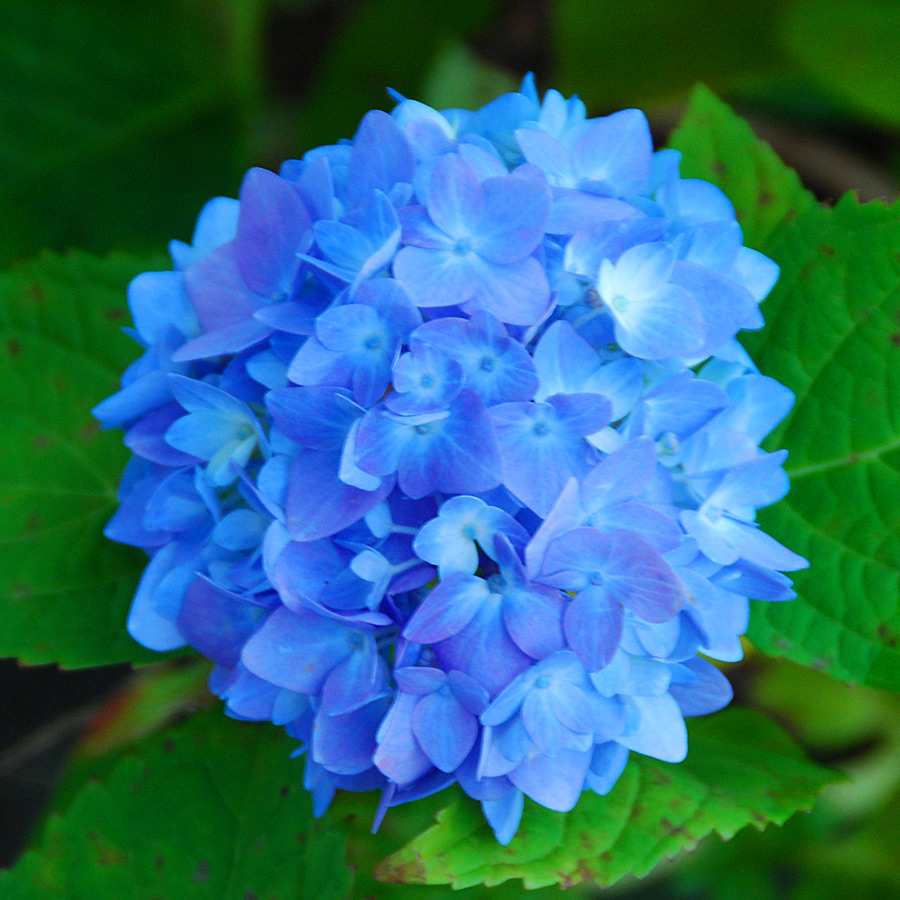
left=412, top=690, right=478, bottom=772
left=620, top=693, right=687, bottom=762
left=374, top=693, right=433, bottom=785
left=266, top=386, right=358, bottom=450
left=473, top=175, right=551, bottom=264
left=394, top=666, right=446, bottom=695
left=492, top=400, right=598, bottom=516
left=393, top=246, right=478, bottom=309
left=183, top=242, right=264, bottom=333
left=347, top=110, right=415, bottom=207
left=502, top=583, right=565, bottom=660
left=435, top=596, right=532, bottom=697
left=235, top=167, right=311, bottom=297
left=509, top=748, right=591, bottom=811
left=572, top=109, right=652, bottom=196
left=403, top=573, right=491, bottom=644
left=546, top=392, right=612, bottom=436
left=254, top=300, right=322, bottom=335
left=581, top=435, right=659, bottom=507
left=241, top=606, right=353, bottom=694
left=285, top=448, right=393, bottom=541
left=355, top=407, right=444, bottom=482
left=547, top=190, right=637, bottom=235
left=563, top=585, right=623, bottom=671
left=448, top=670, right=490, bottom=716
left=669, top=658, right=733, bottom=716
left=482, top=790, right=524, bottom=845
left=411, top=310, right=539, bottom=404
left=398, top=205, right=452, bottom=249
left=463, top=255, right=551, bottom=327
left=171, top=318, right=273, bottom=361
left=321, top=635, right=382, bottom=715
left=271, top=538, right=346, bottom=611
left=124, top=403, right=201, bottom=467
left=177, top=578, right=267, bottom=668
left=313, top=697, right=390, bottom=775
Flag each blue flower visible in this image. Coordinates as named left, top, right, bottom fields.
left=394, top=153, right=553, bottom=325
left=288, top=279, right=421, bottom=408
left=98, top=75, right=806, bottom=845
left=412, top=495, right=528, bottom=578
left=165, top=375, right=268, bottom=486
left=354, top=389, right=502, bottom=499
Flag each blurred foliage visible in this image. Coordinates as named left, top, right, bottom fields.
left=0, top=0, right=263, bottom=267
left=2, top=0, right=900, bottom=898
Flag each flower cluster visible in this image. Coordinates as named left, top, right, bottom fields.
left=96, top=76, right=806, bottom=843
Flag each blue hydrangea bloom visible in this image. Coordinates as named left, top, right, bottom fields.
left=96, top=77, right=807, bottom=845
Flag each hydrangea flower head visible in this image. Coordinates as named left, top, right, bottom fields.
left=96, top=78, right=806, bottom=844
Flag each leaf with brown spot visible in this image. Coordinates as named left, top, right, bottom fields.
left=0, top=250, right=170, bottom=667
left=0, top=710, right=354, bottom=900
left=741, top=195, right=900, bottom=690
left=668, top=84, right=816, bottom=249
left=671, top=90, right=900, bottom=691
left=373, top=710, right=839, bottom=891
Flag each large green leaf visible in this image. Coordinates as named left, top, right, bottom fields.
left=0, top=709, right=353, bottom=900
left=0, top=251, right=162, bottom=667
left=668, top=84, right=817, bottom=249
left=670, top=87, right=900, bottom=691
left=374, top=709, right=839, bottom=891
left=0, top=0, right=260, bottom=264
left=742, top=195, right=900, bottom=690
left=780, top=0, right=900, bottom=130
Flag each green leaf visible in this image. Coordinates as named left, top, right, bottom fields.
left=554, top=0, right=791, bottom=113
left=0, top=710, right=353, bottom=900
left=742, top=195, right=900, bottom=690
left=669, top=88, right=900, bottom=690
left=0, top=251, right=162, bottom=667
left=0, top=0, right=261, bottom=264
left=668, top=84, right=817, bottom=249
left=780, top=0, right=900, bottom=130
left=374, top=709, right=839, bottom=891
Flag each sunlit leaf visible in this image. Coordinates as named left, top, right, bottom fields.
left=742, top=195, right=900, bottom=690
left=668, top=84, right=817, bottom=248
left=374, top=710, right=839, bottom=890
